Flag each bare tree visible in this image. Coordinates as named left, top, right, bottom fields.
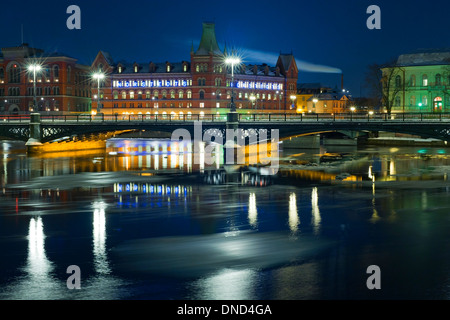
left=364, top=59, right=404, bottom=114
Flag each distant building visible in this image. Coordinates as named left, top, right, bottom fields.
left=305, top=89, right=351, bottom=114
left=296, top=83, right=332, bottom=113
left=0, top=44, right=91, bottom=114
left=381, top=49, right=450, bottom=113
left=91, top=22, right=299, bottom=116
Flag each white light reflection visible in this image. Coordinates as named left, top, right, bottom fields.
left=288, top=193, right=300, bottom=234
left=311, top=187, right=321, bottom=234
left=248, top=193, right=258, bottom=228
left=27, top=216, right=53, bottom=279
left=191, top=268, right=257, bottom=300
left=199, top=142, right=205, bottom=173
left=93, top=201, right=111, bottom=275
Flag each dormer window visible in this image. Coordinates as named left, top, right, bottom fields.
left=167, top=65, right=171, bottom=72
left=134, top=65, right=138, bottom=73
left=183, top=64, right=187, bottom=72
left=118, top=66, right=122, bottom=73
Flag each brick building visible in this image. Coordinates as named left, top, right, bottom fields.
left=91, top=22, right=299, bottom=117
left=0, top=44, right=91, bottom=114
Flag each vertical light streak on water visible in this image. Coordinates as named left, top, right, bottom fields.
left=248, top=193, right=258, bottom=228
left=288, top=192, right=300, bottom=234
left=199, top=142, right=205, bottom=173
left=311, top=187, right=321, bottom=234
left=93, top=201, right=111, bottom=275
left=422, top=191, right=428, bottom=210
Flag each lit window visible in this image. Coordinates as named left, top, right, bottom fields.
left=422, top=75, right=428, bottom=86
left=130, top=91, right=135, bottom=99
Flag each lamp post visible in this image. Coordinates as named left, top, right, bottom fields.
left=225, top=56, right=240, bottom=113
left=350, top=106, right=356, bottom=121
left=249, top=94, right=256, bottom=110
left=290, top=95, right=297, bottom=110
left=28, top=64, right=42, bottom=112
left=312, top=98, right=318, bottom=113
left=92, top=72, right=105, bottom=114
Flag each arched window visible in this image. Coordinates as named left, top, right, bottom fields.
left=122, top=91, right=126, bottom=99
left=129, top=91, right=135, bottom=99
left=146, top=91, right=151, bottom=99
left=394, top=95, right=401, bottom=107
left=153, top=90, right=159, bottom=99
left=198, top=78, right=203, bottom=86
left=113, top=91, right=119, bottom=99
left=199, top=90, right=205, bottom=100
left=410, top=95, right=416, bottom=106
left=8, top=64, right=21, bottom=83
left=422, top=95, right=428, bottom=106
left=178, top=90, right=184, bottom=99
left=187, top=90, right=192, bottom=99
left=422, top=74, right=428, bottom=86
left=162, top=90, right=167, bottom=99
left=395, top=75, right=401, bottom=88
left=196, top=65, right=200, bottom=72
left=170, top=90, right=175, bottom=99
left=53, top=65, right=59, bottom=79
left=436, top=74, right=442, bottom=86
left=138, top=91, right=143, bottom=100
left=409, top=75, right=416, bottom=87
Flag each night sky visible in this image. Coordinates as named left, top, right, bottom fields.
left=2, top=0, right=449, bottom=97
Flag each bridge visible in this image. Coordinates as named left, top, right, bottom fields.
left=0, top=112, right=449, bottom=146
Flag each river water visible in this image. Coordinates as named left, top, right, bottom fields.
left=0, top=138, right=449, bottom=300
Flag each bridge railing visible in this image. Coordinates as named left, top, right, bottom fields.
left=1, top=112, right=450, bottom=123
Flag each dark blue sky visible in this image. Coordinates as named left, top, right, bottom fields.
left=2, top=0, right=449, bottom=97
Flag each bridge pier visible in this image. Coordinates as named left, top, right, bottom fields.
left=25, top=113, right=43, bottom=154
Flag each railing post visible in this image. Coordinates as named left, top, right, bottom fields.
left=300, top=113, right=303, bottom=122
left=403, top=113, right=405, bottom=121
left=284, top=113, right=287, bottom=121
left=115, top=114, right=118, bottom=122
left=253, top=114, right=256, bottom=121
left=420, top=113, right=423, bottom=121
left=440, top=113, right=442, bottom=121
left=269, top=114, right=271, bottom=121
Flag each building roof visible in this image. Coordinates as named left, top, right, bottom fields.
left=112, top=61, right=190, bottom=74
left=397, top=49, right=450, bottom=66
left=195, top=22, right=222, bottom=56
left=307, top=92, right=349, bottom=101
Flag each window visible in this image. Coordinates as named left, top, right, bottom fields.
left=395, top=75, right=401, bottom=88
left=215, top=78, right=222, bottom=86
left=394, top=95, right=401, bottom=107
left=410, top=75, right=416, bottom=87
left=422, top=75, right=428, bottom=86
left=187, top=90, right=192, bottom=99
left=436, top=74, right=442, bottom=86
left=170, top=90, right=175, bottom=99
left=410, top=95, right=416, bottom=106
left=53, top=65, right=59, bottom=79
left=113, top=91, right=119, bottom=99
left=422, top=95, right=428, bottom=106
left=162, top=90, right=167, bottom=99
left=199, top=90, right=205, bottom=100
left=166, top=65, right=171, bottom=72
left=8, top=64, right=21, bottom=83
left=146, top=91, right=151, bottom=99
left=196, top=65, right=200, bottom=72
left=138, top=91, right=143, bottom=100
left=183, top=64, right=187, bottom=72
left=118, top=66, right=122, bottom=73
left=134, top=65, right=138, bottom=73
left=122, top=91, right=126, bottom=99
left=178, top=90, right=184, bottom=99
left=130, top=91, right=135, bottom=99
left=154, top=91, right=159, bottom=99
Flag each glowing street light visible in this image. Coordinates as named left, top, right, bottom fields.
left=28, top=64, right=42, bottom=112
left=92, top=72, right=105, bottom=113
left=312, top=97, right=318, bottom=112
left=225, top=56, right=241, bottom=113
left=290, top=95, right=297, bottom=110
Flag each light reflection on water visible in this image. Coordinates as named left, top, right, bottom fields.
left=0, top=139, right=450, bottom=299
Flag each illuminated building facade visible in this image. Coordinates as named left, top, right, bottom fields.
left=91, top=22, right=299, bottom=116
left=0, top=44, right=91, bottom=114
left=382, top=49, right=450, bottom=113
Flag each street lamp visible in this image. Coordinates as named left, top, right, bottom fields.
left=249, top=94, right=256, bottom=110
left=290, top=95, right=297, bottom=110
left=92, top=72, right=105, bottom=114
left=225, top=56, right=241, bottom=113
left=312, top=98, right=318, bottom=112
left=28, top=64, right=42, bottom=112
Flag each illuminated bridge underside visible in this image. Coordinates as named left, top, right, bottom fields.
left=0, top=121, right=449, bottom=142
